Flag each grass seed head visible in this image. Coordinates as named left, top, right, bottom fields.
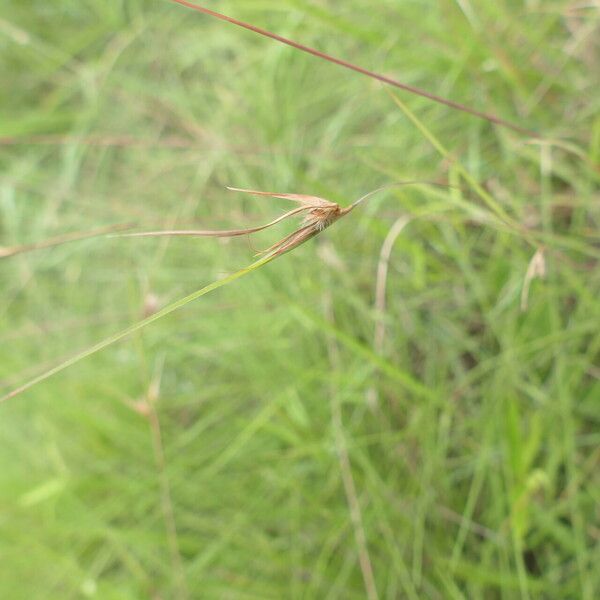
left=120, top=187, right=353, bottom=258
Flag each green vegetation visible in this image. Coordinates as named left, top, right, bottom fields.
left=1, top=1, right=598, bottom=598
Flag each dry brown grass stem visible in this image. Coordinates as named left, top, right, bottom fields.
left=323, top=291, right=379, bottom=600
left=132, top=359, right=189, bottom=599
left=0, top=223, right=134, bottom=259
left=0, top=133, right=193, bottom=148
left=520, top=248, right=546, bottom=311
left=169, top=0, right=535, bottom=136
left=374, top=217, right=411, bottom=353
left=366, top=216, right=411, bottom=408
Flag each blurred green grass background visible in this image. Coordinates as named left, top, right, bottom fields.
left=1, top=1, right=599, bottom=598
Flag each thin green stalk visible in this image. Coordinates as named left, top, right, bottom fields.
left=386, top=90, right=515, bottom=226
left=0, top=254, right=276, bottom=404
left=387, top=90, right=600, bottom=259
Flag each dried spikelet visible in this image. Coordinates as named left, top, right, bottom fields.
left=119, top=182, right=446, bottom=257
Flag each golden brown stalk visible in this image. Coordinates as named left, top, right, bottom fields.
left=169, top=0, right=536, bottom=137
left=119, top=205, right=310, bottom=239
left=0, top=223, right=134, bottom=259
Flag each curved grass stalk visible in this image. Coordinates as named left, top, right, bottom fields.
left=387, top=90, right=600, bottom=260
left=386, top=89, right=517, bottom=227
